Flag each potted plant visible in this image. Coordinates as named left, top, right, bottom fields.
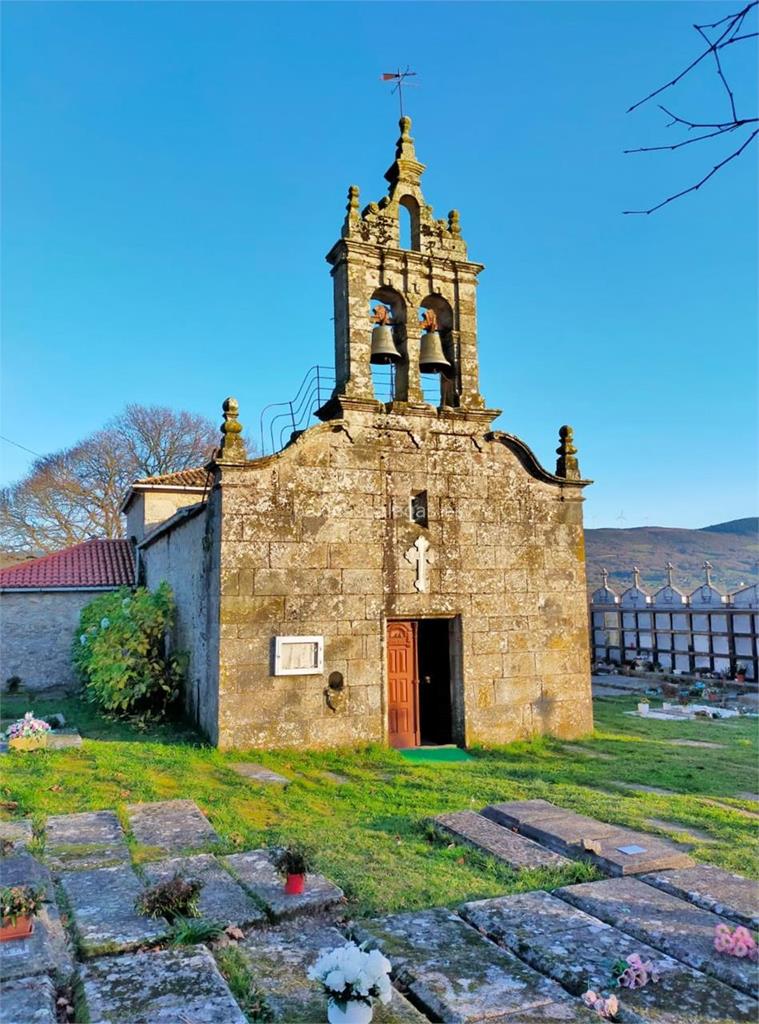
left=0, top=885, right=45, bottom=942
left=637, top=699, right=650, bottom=715
left=273, top=845, right=313, bottom=895
left=308, top=940, right=392, bottom=1023
left=735, top=664, right=747, bottom=684
left=5, top=712, right=51, bottom=752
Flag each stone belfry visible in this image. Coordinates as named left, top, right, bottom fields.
left=321, top=117, right=496, bottom=422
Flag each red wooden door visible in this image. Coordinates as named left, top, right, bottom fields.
left=387, top=621, right=419, bottom=748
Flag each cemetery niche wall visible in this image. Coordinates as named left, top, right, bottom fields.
left=590, top=565, right=759, bottom=681
left=127, top=118, right=594, bottom=749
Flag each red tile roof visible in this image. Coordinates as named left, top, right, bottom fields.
left=0, top=539, right=135, bottom=590
left=133, top=466, right=210, bottom=487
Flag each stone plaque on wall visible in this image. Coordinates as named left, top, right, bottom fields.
left=273, top=636, right=324, bottom=676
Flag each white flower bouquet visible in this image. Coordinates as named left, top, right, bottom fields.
left=308, top=941, right=392, bottom=1018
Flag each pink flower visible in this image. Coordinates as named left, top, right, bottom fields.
left=714, top=924, right=734, bottom=953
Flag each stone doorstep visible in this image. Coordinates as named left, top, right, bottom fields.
left=433, top=811, right=571, bottom=870
left=223, top=850, right=344, bottom=921
left=79, top=945, right=247, bottom=1024
left=460, top=890, right=759, bottom=1024
left=640, top=864, right=759, bottom=930
left=61, top=864, right=169, bottom=957
left=230, top=762, right=290, bottom=786
left=44, top=810, right=130, bottom=871
left=555, top=877, right=758, bottom=998
left=0, top=973, right=57, bottom=1024
left=125, top=799, right=220, bottom=854
left=353, top=906, right=590, bottom=1022
left=142, top=854, right=266, bottom=928
left=240, top=921, right=427, bottom=1023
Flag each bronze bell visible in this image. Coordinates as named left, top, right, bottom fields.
left=419, top=330, right=451, bottom=373
left=370, top=324, right=401, bottom=365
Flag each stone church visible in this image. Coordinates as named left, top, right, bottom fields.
left=123, top=118, right=593, bottom=750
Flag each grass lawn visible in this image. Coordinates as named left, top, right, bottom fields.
left=1, top=694, right=757, bottom=917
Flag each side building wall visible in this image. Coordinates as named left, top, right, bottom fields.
left=214, top=413, right=591, bottom=750
left=0, top=589, right=114, bottom=692
left=141, top=502, right=221, bottom=741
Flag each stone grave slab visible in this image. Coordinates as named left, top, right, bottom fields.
left=0, top=895, right=72, bottom=982
left=61, top=864, right=168, bottom=957
left=0, top=973, right=57, bottom=1024
left=143, top=854, right=265, bottom=927
left=223, top=849, right=343, bottom=920
left=556, top=877, right=758, bottom=997
left=482, top=799, right=572, bottom=829
left=240, top=921, right=427, bottom=1022
left=0, top=818, right=33, bottom=852
left=581, top=828, right=694, bottom=876
left=354, top=907, right=591, bottom=1022
left=44, top=810, right=129, bottom=871
left=45, top=730, right=83, bottom=750
left=322, top=770, right=349, bottom=784
left=0, top=852, right=52, bottom=892
left=230, top=762, right=290, bottom=785
left=80, top=945, right=247, bottom=1024
left=434, top=811, right=571, bottom=869
left=484, top=802, right=619, bottom=852
left=641, top=864, right=759, bottom=930
left=126, top=799, right=219, bottom=854
left=461, top=890, right=758, bottom=1023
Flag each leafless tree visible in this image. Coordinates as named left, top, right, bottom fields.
left=0, top=405, right=218, bottom=554
left=625, top=1, right=758, bottom=214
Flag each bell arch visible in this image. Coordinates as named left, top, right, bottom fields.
left=369, top=286, right=407, bottom=402
left=398, top=194, right=421, bottom=251
left=419, top=294, right=459, bottom=408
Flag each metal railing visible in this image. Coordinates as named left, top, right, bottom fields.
left=258, top=364, right=442, bottom=455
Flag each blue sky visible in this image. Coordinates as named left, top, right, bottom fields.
left=2, top=1, right=757, bottom=529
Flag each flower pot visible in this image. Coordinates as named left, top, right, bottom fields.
left=0, top=916, right=34, bottom=942
left=637, top=702, right=649, bottom=715
left=8, top=736, right=47, bottom=752
left=327, top=999, right=373, bottom=1024
left=284, top=873, right=305, bottom=895
left=736, top=674, right=746, bottom=684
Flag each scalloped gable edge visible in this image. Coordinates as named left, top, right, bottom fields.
left=485, top=431, right=592, bottom=488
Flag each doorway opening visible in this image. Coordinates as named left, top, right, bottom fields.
left=386, top=618, right=457, bottom=749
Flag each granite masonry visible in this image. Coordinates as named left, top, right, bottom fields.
left=124, top=117, right=593, bottom=750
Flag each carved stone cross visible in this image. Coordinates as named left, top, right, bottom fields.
left=405, top=536, right=434, bottom=593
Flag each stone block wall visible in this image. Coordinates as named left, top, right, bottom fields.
left=141, top=505, right=220, bottom=741
left=212, top=410, right=592, bottom=750
left=0, top=589, right=111, bottom=692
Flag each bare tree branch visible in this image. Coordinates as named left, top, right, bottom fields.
left=625, top=2, right=757, bottom=212
left=624, top=128, right=758, bottom=214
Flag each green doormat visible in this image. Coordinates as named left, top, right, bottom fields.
left=399, top=746, right=473, bottom=763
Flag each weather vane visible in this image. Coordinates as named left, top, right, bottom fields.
left=381, top=66, right=418, bottom=118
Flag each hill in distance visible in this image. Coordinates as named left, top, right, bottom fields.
left=585, top=517, right=758, bottom=596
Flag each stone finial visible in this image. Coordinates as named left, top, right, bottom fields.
left=384, top=116, right=426, bottom=188
left=666, top=561, right=675, bottom=587
left=632, top=566, right=641, bottom=589
left=555, top=425, right=580, bottom=479
left=703, top=560, right=713, bottom=587
left=342, top=185, right=360, bottom=237
left=448, top=210, right=461, bottom=238
left=217, top=397, right=246, bottom=462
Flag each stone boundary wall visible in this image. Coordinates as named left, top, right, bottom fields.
left=0, top=589, right=109, bottom=692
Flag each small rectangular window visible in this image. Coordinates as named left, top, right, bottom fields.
left=410, top=490, right=428, bottom=528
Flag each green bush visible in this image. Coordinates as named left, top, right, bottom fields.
left=72, top=583, right=184, bottom=717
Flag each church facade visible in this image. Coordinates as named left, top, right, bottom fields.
left=125, top=119, right=593, bottom=750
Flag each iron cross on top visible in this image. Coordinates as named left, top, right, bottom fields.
left=381, top=67, right=418, bottom=118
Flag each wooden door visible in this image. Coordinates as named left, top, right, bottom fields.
left=387, top=621, right=419, bottom=748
